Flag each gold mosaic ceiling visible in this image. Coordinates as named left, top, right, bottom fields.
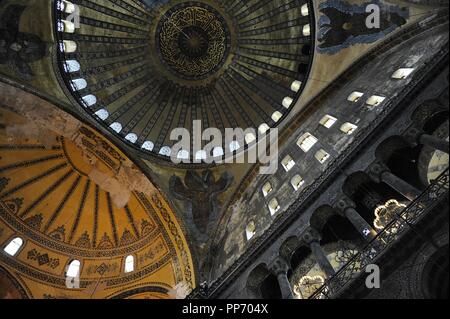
left=0, top=106, right=195, bottom=299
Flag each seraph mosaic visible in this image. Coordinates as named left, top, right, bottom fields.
left=0, top=5, right=46, bottom=79
left=318, top=0, right=410, bottom=54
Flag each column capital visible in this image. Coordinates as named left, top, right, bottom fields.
left=367, top=161, right=389, bottom=183
left=335, top=197, right=356, bottom=215
left=269, top=257, right=290, bottom=276
left=403, top=126, right=423, bottom=145
left=301, top=228, right=321, bottom=245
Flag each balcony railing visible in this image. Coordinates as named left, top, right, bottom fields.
left=310, top=169, right=449, bottom=299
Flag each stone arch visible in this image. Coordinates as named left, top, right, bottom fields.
left=375, top=135, right=425, bottom=190
left=411, top=100, right=449, bottom=134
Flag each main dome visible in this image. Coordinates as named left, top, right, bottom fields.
left=54, top=0, right=314, bottom=162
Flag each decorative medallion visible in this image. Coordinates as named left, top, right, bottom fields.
left=157, top=3, right=230, bottom=80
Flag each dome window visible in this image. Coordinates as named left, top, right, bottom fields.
left=262, top=182, right=273, bottom=197
left=159, top=146, right=172, bottom=157
left=125, top=255, right=135, bottom=273
left=94, top=109, right=109, bottom=121
left=272, top=111, right=283, bottom=123
left=59, top=20, right=76, bottom=33
left=302, top=24, right=311, bottom=36
left=125, top=133, right=138, bottom=144
left=301, top=4, right=309, bottom=16
left=177, top=149, right=190, bottom=160
left=64, top=60, right=81, bottom=73
left=245, top=133, right=256, bottom=144
left=229, top=141, right=241, bottom=152
left=258, top=124, right=270, bottom=134
left=3, top=237, right=23, bottom=257
left=71, top=78, right=87, bottom=91
left=57, top=0, right=76, bottom=14
left=291, top=80, right=302, bottom=93
left=81, top=95, right=97, bottom=107
left=297, top=133, right=318, bottom=152
left=66, top=260, right=81, bottom=278
left=110, top=122, right=123, bottom=133
left=195, top=150, right=207, bottom=161
left=59, top=40, right=77, bottom=53
left=142, top=141, right=155, bottom=151
left=281, top=155, right=295, bottom=172
left=213, top=147, right=224, bottom=158
left=320, top=115, right=338, bottom=129
left=282, top=97, right=293, bottom=109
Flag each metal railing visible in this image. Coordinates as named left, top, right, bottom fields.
left=310, top=169, right=449, bottom=299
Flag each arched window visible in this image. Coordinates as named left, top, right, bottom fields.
left=246, top=222, right=256, bottom=241
left=59, top=40, right=77, bottom=53
left=301, top=4, right=309, bottom=16
left=268, top=198, right=280, bottom=216
left=392, top=68, right=414, bottom=80
left=245, top=133, right=256, bottom=144
left=281, top=155, right=295, bottom=172
left=291, top=80, right=302, bottom=92
left=159, top=146, right=172, bottom=157
left=141, top=141, right=155, bottom=151
left=94, top=109, right=109, bottom=121
left=366, top=95, right=386, bottom=107
left=291, top=175, right=305, bottom=191
left=177, top=149, right=190, bottom=160
left=82, top=95, right=97, bottom=107
left=57, top=20, right=75, bottom=33
left=258, top=124, right=270, bottom=135
left=341, top=123, right=358, bottom=135
left=272, top=111, right=283, bottom=123
left=57, top=0, right=76, bottom=14
left=229, top=141, right=241, bottom=152
left=195, top=150, right=207, bottom=161
left=3, top=237, right=23, bottom=256
left=282, top=97, right=293, bottom=109
left=64, top=60, right=80, bottom=73
left=213, top=147, right=224, bottom=158
left=315, top=149, right=331, bottom=164
left=347, top=91, right=364, bottom=103
left=71, top=78, right=87, bottom=91
left=320, top=115, right=338, bottom=129
left=302, top=24, right=311, bottom=36
left=66, top=260, right=81, bottom=278
left=125, top=133, right=138, bottom=144
left=110, top=122, right=123, bottom=133
left=297, top=133, right=318, bottom=152
left=125, top=255, right=135, bottom=273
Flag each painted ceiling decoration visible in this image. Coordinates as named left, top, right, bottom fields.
left=317, top=0, right=409, bottom=54
left=54, top=0, right=315, bottom=161
left=0, top=105, right=195, bottom=299
left=0, top=0, right=447, bottom=301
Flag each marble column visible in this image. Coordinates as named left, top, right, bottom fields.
left=380, top=170, right=421, bottom=201
left=270, top=257, right=294, bottom=299
left=419, top=134, right=449, bottom=154
left=344, top=207, right=378, bottom=241
left=309, top=241, right=336, bottom=279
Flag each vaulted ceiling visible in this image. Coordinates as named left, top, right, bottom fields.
left=0, top=0, right=445, bottom=299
